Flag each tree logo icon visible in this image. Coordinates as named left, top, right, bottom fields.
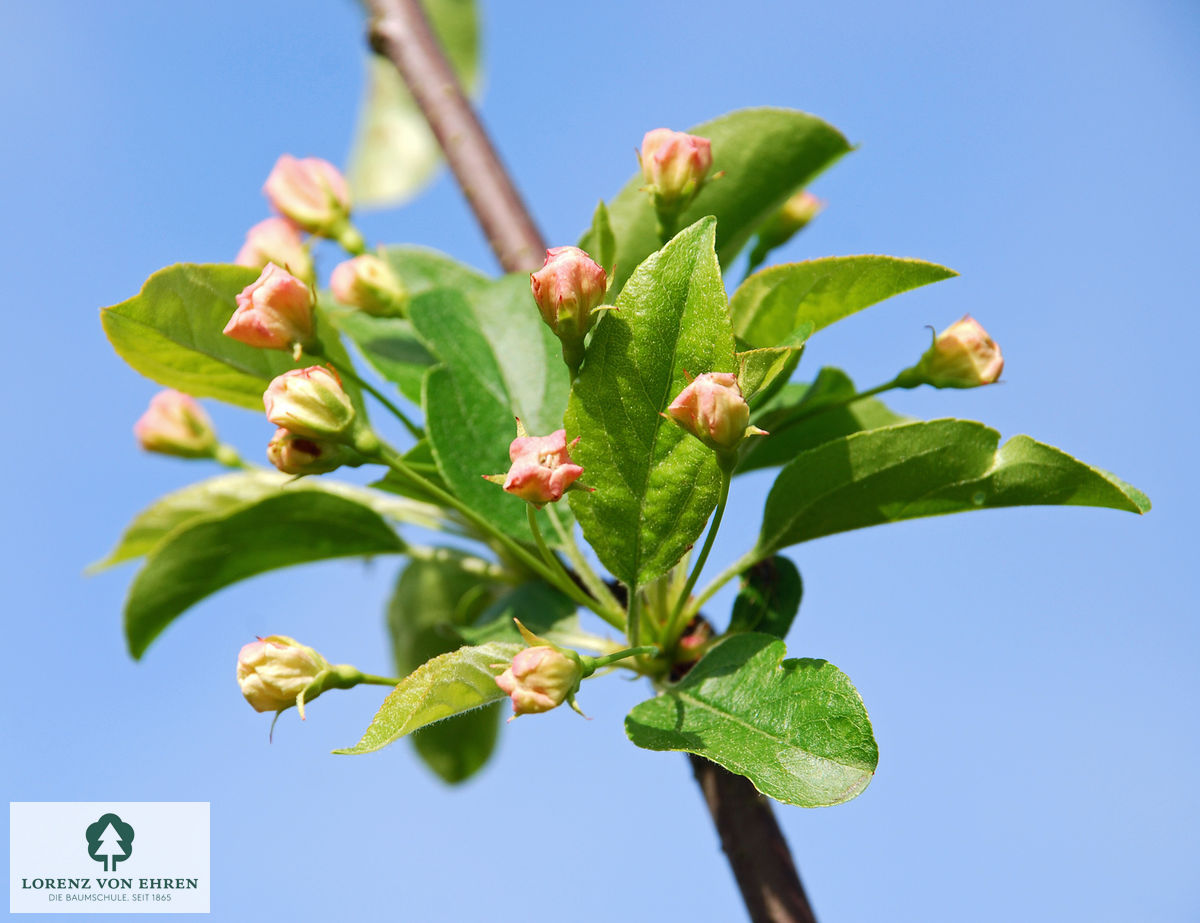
left=85, top=813, right=135, bottom=872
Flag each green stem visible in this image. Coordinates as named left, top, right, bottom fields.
left=683, top=547, right=761, bottom=627
left=354, top=672, right=404, bottom=687
left=214, top=443, right=254, bottom=470
left=527, top=503, right=562, bottom=574
left=582, top=645, right=659, bottom=676
left=662, top=465, right=732, bottom=647
left=545, top=505, right=623, bottom=622
left=313, top=352, right=424, bottom=441
left=627, top=587, right=642, bottom=648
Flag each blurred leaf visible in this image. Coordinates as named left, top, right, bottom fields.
left=457, top=582, right=579, bottom=646
left=626, top=634, right=877, bottom=806
left=566, top=218, right=736, bottom=586
left=730, top=255, right=957, bottom=348
left=739, top=368, right=910, bottom=473
left=125, top=490, right=405, bottom=659
left=756, top=419, right=1152, bottom=558
left=388, top=557, right=500, bottom=783
left=102, top=263, right=364, bottom=412
left=588, top=108, right=852, bottom=295
left=727, top=556, right=803, bottom=638
left=335, top=642, right=521, bottom=755
left=347, top=0, right=480, bottom=208
left=582, top=199, right=617, bottom=277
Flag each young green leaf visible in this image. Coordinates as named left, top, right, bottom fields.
left=625, top=633, right=877, bottom=807
left=124, top=490, right=406, bottom=659
left=727, top=556, right=803, bottom=638
left=335, top=642, right=522, bottom=755
left=566, top=218, right=737, bottom=587
left=730, top=255, right=957, bottom=348
left=590, top=108, right=852, bottom=295
left=756, top=419, right=1151, bottom=558
left=581, top=199, right=617, bottom=278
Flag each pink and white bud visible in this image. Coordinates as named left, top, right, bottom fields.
left=236, top=635, right=330, bottom=714
left=263, top=155, right=351, bottom=235
left=224, top=262, right=315, bottom=354
left=235, top=217, right=314, bottom=286
left=914, top=315, right=1004, bottom=388
left=529, top=246, right=608, bottom=339
left=495, top=645, right=583, bottom=719
left=266, top=427, right=358, bottom=475
left=485, top=425, right=586, bottom=508
left=264, top=366, right=355, bottom=440
left=134, top=390, right=218, bottom=459
left=666, top=372, right=764, bottom=452
left=641, top=128, right=714, bottom=207
left=330, top=255, right=408, bottom=317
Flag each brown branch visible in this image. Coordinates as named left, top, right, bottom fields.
left=365, top=0, right=546, bottom=273
left=361, top=5, right=816, bottom=920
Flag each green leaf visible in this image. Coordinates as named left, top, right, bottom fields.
left=566, top=218, right=736, bottom=587
left=739, top=368, right=910, bottom=473
left=588, top=108, right=852, bottom=294
left=388, top=558, right=501, bottom=783
left=736, top=338, right=808, bottom=400
left=102, top=263, right=364, bottom=412
left=456, top=582, right=579, bottom=647
left=410, top=275, right=571, bottom=541
left=124, top=490, right=406, bottom=659
left=727, top=556, right=803, bottom=638
left=335, top=642, right=521, bottom=755
left=730, top=255, right=957, bottom=348
left=581, top=199, right=617, bottom=275
left=625, top=634, right=877, bottom=806
left=756, top=419, right=1152, bottom=558
left=347, top=0, right=480, bottom=208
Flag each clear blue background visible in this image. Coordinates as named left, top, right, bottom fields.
left=3, top=1, right=1197, bottom=920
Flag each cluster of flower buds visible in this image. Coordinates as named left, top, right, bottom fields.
left=529, top=246, right=609, bottom=373
left=261, top=366, right=373, bottom=475
left=224, top=262, right=316, bottom=360
left=640, top=128, right=715, bottom=215
left=483, top=420, right=588, bottom=508
left=236, top=635, right=330, bottom=718
left=665, top=372, right=766, bottom=462
left=235, top=217, right=315, bottom=286
left=494, top=622, right=585, bottom=720
left=331, top=254, right=408, bottom=317
left=899, top=316, right=1004, bottom=389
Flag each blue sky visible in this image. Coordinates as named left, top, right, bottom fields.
left=3, top=1, right=1198, bottom=920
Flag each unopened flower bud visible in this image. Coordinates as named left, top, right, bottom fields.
left=530, top=246, right=608, bottom=343
left=484, top=422, right=586, bottom=508
left=236, top=635, right=330, bottom=715
left=757, top=191, right=824, bottom=253
left=134, top=390, right=218, bottom=459
left=666, top=372, right=766, bottom=454
left=495, top=644, right=583, bottom=719
left=267, top=427, right=360, bottom=475
left=330, top=255, right=408, bottom=317
left=235, top=217, right=315, bottom=285
left=908, top=315, right=1004, bottom=388
left=224, top=263, right=315, bottom=355
left=641, top=128, right=714, bottom=208
left=263, top=155, right=352, bottom=237
left=264, top=366, right=355, bottom=440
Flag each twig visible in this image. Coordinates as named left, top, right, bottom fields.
left=365, top=0, right=545, bottom=273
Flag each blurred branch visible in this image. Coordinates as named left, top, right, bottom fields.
left=365, top=0, right=545, bottom=273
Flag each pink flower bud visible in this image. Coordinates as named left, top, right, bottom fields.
left=266, top=427, right=358, bottom=475
left=666, top=372, right=764, bottom=452
left=641, top=129, right=714, bottom=207
left=330, top=255, right=408, bottom=317
left=529, top=246, right=608, bottom=340
left=235, top=217, right=314, bottom=286
left=485, top=425, right=586, bottom=508
left=914, top=315, right=1004, bottom=388
left=133, top=390, right=218, bottom=459
left=224, top=263, right=315, bottom=354
left=495, top=645, right=583, bottom=718
left=236, top=635, right=329, bottom=714
left=264, top=366, right=355, bottom=440
left=263, top=155, right=351, bottom=235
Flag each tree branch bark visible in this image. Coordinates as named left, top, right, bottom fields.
left=365, top=0, right=545, bottom=273
left=362, top=4, right=816, bottom=920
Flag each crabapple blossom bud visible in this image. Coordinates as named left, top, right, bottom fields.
left=134, top=390, right=218, bottom=459
left=909, top=315, right=1004, bottom=388
left=263, top=155, right=352, bottom=236
left=666, top=372, right=766, bottom=453
left=264, top=366, right=355, bottom=440
left=495, top=644, right=583, bottom=719
left=641, top=128, right=714, bottom=208
left=235, top=217, right=314, bottom=285
left=224, top=263, right=315, bottom=355
left=529, top=246, right=608, bottom=341
left=755, top=191, right=824, bottom=255
left=266, top=427, right=360, bottom=475
left=483, top=423, right=586, bottom=508
left=330, top=255, right=408, bottom=317
left=236, top=635, right=330, bottom=714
